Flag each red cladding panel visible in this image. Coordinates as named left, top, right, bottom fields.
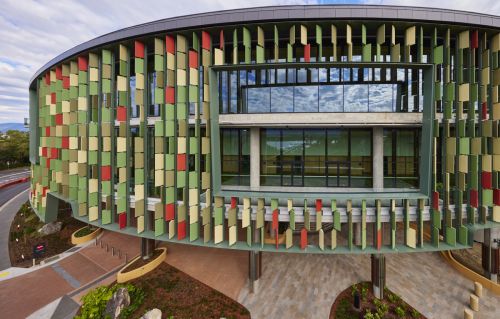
left=189, top=50, right=198, bottom=69
left=51, top=92, right=56, bottom=104
left=165, top=35, right=175, bottom=53
left=41, top=147, right=47, bottom=157
left=470, top=189, right=478, bottom=208
left=78, top=56, right=88, bottom=71
left=63, top=76, right=70, bottom=89
left=165, top=203, right=175, bottom=220
left=134, top=41, right=144, bottom=58
left=220, top=30, right=224, bottom=49
left=51, top=148, right=58, bottom=159
left=315, top=199, right=322, bottom=212
left=45, top=72, right=50, bottom=85
left=46, top=127, right=51, bottom=136
left=101, top=166, right=111, bottom=181
left=304, top=44, right=311, bottom=62
left=116, top=106, right=127, bottom=122
left=432, top=191, right=439, bottom=210
left=42, top=186, right=48, bottom=196
left=482, top=102, right=488, bottom=120
left=178, top=220, right=186, bottom=240
left=377, top=230, right=382, bottom=250
left=55, top=113, right=63, bottom=125
left=231, top=197, right=237, bottom=208
left=165, top=87, right=175, bottom=104
left=272, top=210, right=279, bottom=230
left=55, top=67, right=62, bottom=80
left=177, top=154, right=186, bottom=171
left=202, top=31, right=211, bottom=50
left=275, top=229, right=279, bottom=249
left=300, top=228, right=307, bottom=250
left=46, top=158, right=51, bottom=169
left=471, top=30, right=479, bottom=49
left=482, top=171, right=492, bottom=189
left=61, top=136, right=69, bottom=149
left=119, top=213, right=127, bottom=229
left=494, top=189, right=500, bottom=206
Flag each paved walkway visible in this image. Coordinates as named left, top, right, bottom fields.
left=0, top=184, right=29, bottom=270
left=0, top=231, right=140, bottom=319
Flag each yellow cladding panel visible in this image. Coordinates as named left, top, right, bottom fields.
left=243, top=197, right=250, bottom=209
left=155, top=154, right=164, bottom=170
left=493, top=155, right=500, bottom=171
left=319, top=229, right=324, bottom=250
left=483, top=154, right=492, bottom=171
left=78, top=97, right=87, bottom=110
left=257, top=26, right=265, bottom=47
left=137, top=216, right=144, bottom=233
left=177, top=137, right=186, bottom=154
left=482, top=67, right=490, bottom=85
left=189, top=68, right=198, bottom=85
left=346, top=24, right=352, bottom=45
left=331, top=25, right=337, bottom=44
left=135, top=184, right=144, bottom=200
left=119, top=167, right=127, bottom=183
left=169, top=220, right=175, bottom=239
left=201, top=172, right=210, bottom=189
left=103, top=137, right=111, bottom=151
left=458, top=155, right=468, bottom=173
left=493, top=68, right=500, bottom=86
left=62, top=101, right=70, bottom=113
left=117, top=137, right=127, bottom=152
left=69, top=162, right=78, bottom=175
left=377, top=24, right=385, bottom=44
left=177, top=35, right=187, bottom=53
left=391, top=25, right=396, bottom=46
left=119, top=44, right=128, bottom=60
left=89, top=179, right=98, bottom=193
left=405, top=26, right=416, bottom=46
left=136, top=73, right=144, bottom=90
left=78, top=150, right=87, bottom=163
left=89, top=206, right=98, bottom=221
left=214, top=224, right=223, bottom=244
left=242, top=208, right=250, bottom=228
left=214, top=48, right=224, bottom=66
left=189, top=188, right=198, bottom=206
left=494, top=138, right=500, bottom=154
left=167, top=53, right=175, bottom=70
left=459, top=83, right=469, bottom=102
left=300, top=25, right=307, bottom=45
left=493, top=206, right=500, bottom=222
left=190, top=205, right=199, bottom=224
left=89, top=68, right=98, bottom=82
left=89, top=137, right=98, bottom=151
left=69, top=73, right=78, bottom=86
left=406, top=228, right=417, bottom=249
left=459, top=30, right=469, bottom=49
left=229, top=225, right=237, bottom=246
left=155, top=170, right=164, bottom=186
left=117, top=76, right=127, bottom=91
left=50, top=70, right=56, bottom=82
left=177, top=69, right=186, bottom=86
left=492, top=33, right=500, bottom=52
left=70, top=137, right=78, bottom=150
left=286, top=228, right=293, bottom=249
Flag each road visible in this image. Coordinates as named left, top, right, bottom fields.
left=0, top=167, right=30, bottom=186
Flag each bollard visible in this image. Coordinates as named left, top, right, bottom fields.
left=469, top=294, right=479, bottom=312
left=464, top=308, right=474, bottom=319
left=112, top=247, right=115, bottom=256
left=474, top=282, right=483, bottom=298
left=118, top=250, right=122, bottom=259
left=95, top=238, right=98, bottom=246
left=32, top=259, right=35, bottom=267
left=106, top=243, right=109, bottom=252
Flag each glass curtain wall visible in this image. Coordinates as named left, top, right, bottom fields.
left=220, top=128, right=250, bottom=185
left=260, top=128, right=372, bottom=188
left=383, top=128, right=420, bottom=188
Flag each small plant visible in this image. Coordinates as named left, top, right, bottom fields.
left=395, top=306, right=406, bottom=317
left=375, top=300, right=388, bottom=317
left=411, top=308, right=420, bottom=318
left=351, top=283, right=359, bottom=296
left=364, top=310, right=381, bottom=319
left=360, top=286, right=369, bottom=301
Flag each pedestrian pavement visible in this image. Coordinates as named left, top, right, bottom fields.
left=0, top=231, right=140, bottom=319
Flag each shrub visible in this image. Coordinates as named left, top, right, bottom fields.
left=75, top=283, right=145, bottom=319
left=375, top=301, right=388, bottom=317
left=361, top=286, right=369, bottom=301
left=395, top=306, right=406, bottom=317
left=351, top=284, right=359, bottom=296
left=411, top=308, right=420, bottom=318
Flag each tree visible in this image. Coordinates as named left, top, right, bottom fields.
left=0, top=130, right=30, bottom=169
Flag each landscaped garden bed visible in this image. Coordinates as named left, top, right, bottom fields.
left=77, top=262, right=250, bottom=319
left=71, top=225, right=101, bottom=245
left=330, top=282, right=426, bottom=319
left=9, top=201, right=86, bottom=267
left=116, top=247, right=166, bottom=283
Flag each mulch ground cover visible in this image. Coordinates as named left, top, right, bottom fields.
left=330, top=281, right=426, bottom=319
left=8, top=201, right=86, bottom=267
left=127, top=262, right=250, bottom=319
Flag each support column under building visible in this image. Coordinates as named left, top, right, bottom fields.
left=373, top=127, right=384, bottom=191
left=354, top=222, right=361, bottom=246
left=141, top=238, right=156, bottom=260
left=482, top=228, right=499, bottom=282
left=371, top=254, right=386, bottom=299
left=250, top=127, right=260, bottom=191
left=248, top=250, right=262, bottom=293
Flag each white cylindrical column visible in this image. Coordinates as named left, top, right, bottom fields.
left=373, top=127, right=384, bottom=191
left=250, top=127, right=260, bottom=190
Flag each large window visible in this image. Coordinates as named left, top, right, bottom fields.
left=383, top=129, right=420, bottom=188
left=260, top=128, right=373, bottom=188
left=220, top=128, right=250, bottom=185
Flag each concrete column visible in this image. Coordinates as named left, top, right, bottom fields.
left=248, top=250, right=262, bottom=293
left=250, top=127, right=260, bottom=191
left=371, top=254, right=386, bottom=299
left=482, top=228, right=499, bottom=282
left=373, top=127, right=384, bottom=191
left=141, top=238, right=156, bottom=260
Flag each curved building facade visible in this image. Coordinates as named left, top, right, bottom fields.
left=28, top=5, right=500, bottom=268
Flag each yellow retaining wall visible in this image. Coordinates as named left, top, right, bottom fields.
left=71, top=226, right=102, bottom=245
left=116, top=247, right=167, bottom=283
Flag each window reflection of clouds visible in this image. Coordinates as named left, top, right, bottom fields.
left=247, top=87, right=270, bottom=113
left=344, top=85, right=368, bottom=112
left=319, top=85, right=343, bottom=112
left=294, top=85, right=318, bottom=112
left=271, top=87, right=293, bottom=112
left=369, top=84, right=394, bottom=112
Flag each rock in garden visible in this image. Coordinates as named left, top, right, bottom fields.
left=104, top=287, right=130, bottom=319
left=140, top=308, right=162, bottom=319
left=38, top=221, right=62, bottom=235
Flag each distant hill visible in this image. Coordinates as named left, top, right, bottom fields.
left=0, top=123, right=28, bottom=132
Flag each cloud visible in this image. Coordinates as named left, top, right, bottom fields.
left=0, top=0, right=499, bottom=123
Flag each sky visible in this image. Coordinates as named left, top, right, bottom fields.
left=0, top=0, right=499, bottom=123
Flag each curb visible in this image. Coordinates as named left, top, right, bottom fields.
left=0, top=177, right=30, bottom=190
